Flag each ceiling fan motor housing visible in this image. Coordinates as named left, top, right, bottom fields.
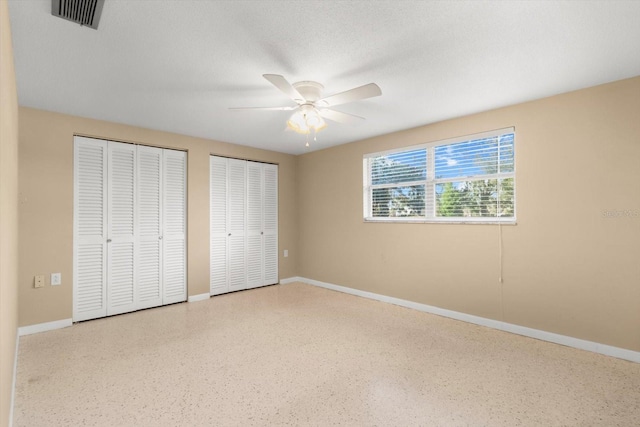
left=292, top=81, right=324, bottom=103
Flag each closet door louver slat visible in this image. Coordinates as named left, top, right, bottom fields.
left=75, top=244, right=105, bottom=312
left=162, top=150, right=186, bottom=304
left=137, top=146, right=163, bottom=309
left=263, top=163, right=278, bottom=285
left=74, top=138, right=108, bottom=321
left=107, top=143, right=136, bottom=315
left=246, top=162, right=263, bottom=289
left=227, top=159, right=247, bottom=292
left=210, top=156, right=228, bottom=295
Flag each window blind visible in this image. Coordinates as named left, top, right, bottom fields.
left=363, top=128, right=515, bottom=223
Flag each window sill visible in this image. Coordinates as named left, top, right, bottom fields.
left=363, top=217, right=517, bottom=225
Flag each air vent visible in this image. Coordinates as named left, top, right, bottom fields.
left=51, top=0, right=105, bottom=30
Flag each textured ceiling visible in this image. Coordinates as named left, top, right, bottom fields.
left=8, top=1, right=640, bottom=155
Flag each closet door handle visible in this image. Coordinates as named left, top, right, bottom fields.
left=106, top=239, right=112, bottom=243
left=159, top=236, right=163, bottom=240
left=228, top=233, right=231, bottom=236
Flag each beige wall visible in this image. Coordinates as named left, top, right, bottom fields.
left=0, top=0, right=19, bottom=425
left=297, top=76, right=640, bottom=352
left=18, top=107, right=298, bottom=327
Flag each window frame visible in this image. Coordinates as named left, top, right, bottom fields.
left=363, top=127, right=516, bottom=224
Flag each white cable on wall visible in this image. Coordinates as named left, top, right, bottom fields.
left=499, top=223, right=504, bottom=322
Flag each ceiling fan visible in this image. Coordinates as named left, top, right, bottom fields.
left=230, top=74, right=382, bottom=138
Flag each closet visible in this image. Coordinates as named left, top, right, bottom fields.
left=210, top=156, right=278, bottom=295
left=73, top=136, right=186, bottom=322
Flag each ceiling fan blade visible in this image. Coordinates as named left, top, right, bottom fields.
left=319, top=109, right=365, bottom=124
left=229, top=106, right=296, bottom=111
left=319, top=83, right=381, bottom=107
left=263, top=74, right=305, bottom=102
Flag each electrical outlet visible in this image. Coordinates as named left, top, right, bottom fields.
left=51, top=273, right=62, bottom=286
left=34, top=275, right=45, bottom=288
left=284, top=249, right=288, bottom=258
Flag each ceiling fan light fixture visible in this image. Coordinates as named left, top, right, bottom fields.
left=313, top=117, right=327, bottom=132
left=305, top=112, right=322, bottom=128
left=287, top=107, right=326, bottom=134
left=286, top=111, right=310, bottom=134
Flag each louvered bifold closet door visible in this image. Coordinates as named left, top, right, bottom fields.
left=227, top=158, right=247, bottom=292
left=106, top=142, right=137, bottom=316
left=137, top=146, right=163, bottom=310
left=246, top=162, right=264, bottom=289
left=162, top=149, right=187, bottom=304
left=74, top=137, right=108, bottom=321
left=210, top=156, right=228, bottom=295
left=263, top=163, right=278, bottom=284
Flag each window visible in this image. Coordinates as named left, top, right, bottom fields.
left=363, top=128, right=515, bottom=223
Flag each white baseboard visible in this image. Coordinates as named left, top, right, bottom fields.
left=10, top=331, right=19, bottom=427
left=297, top=277, right=640, bottom=364
left=279, top=277, right=301, bottom=284
left=188, top=293, right=210, bottom=303
left=18, top=318, right=73, bottom=336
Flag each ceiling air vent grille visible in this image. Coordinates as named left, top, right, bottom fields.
left=51, top=0, right=105, bottom=30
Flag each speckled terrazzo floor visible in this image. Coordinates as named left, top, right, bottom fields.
left=14, top=282, right=640, bottom=426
